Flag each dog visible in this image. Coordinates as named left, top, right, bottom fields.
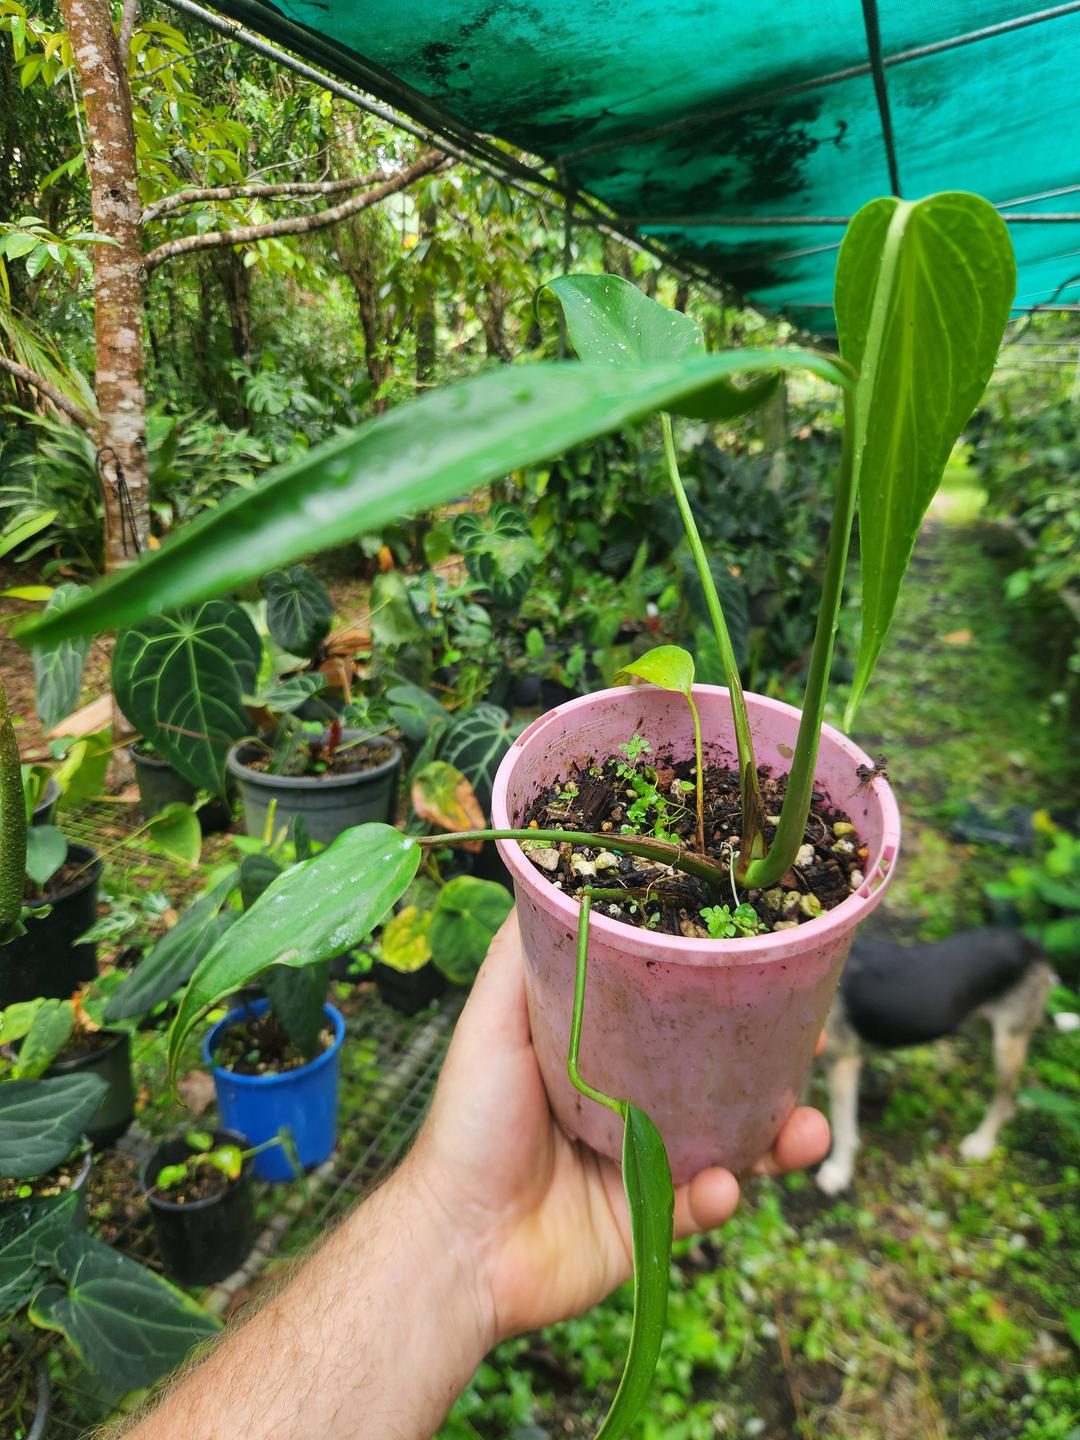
left=815, top=928, right=1057, bottom=1194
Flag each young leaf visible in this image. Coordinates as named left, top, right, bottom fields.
left=0, top=1074, right=106, bottom=1179
left=836, top=192, right=1015, bottom=726
left=167, top=824, right=420, bottom=1079
left=380, top=906, right=433, bottom=973
left=412, top=761, right=485, bottom=848
left=31, top=581, right=91, bottom=731
left=24, top=823, right=67, bottom=888
left=429, top=875, right=513, bottom=985
left=144, top=801, right=201, bottom=868
left=16, top=355, right=850, bottom=649
left=614, top=645, right=694, bottom=698
left=540, top=274, right=779, bottom=421
left=261, top=564, right=333, bottom=659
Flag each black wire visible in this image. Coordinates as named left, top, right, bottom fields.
left=861, top=0, right=902, bottom=197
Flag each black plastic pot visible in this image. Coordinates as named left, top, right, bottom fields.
left=1, top=1332, right=51, bottom=1440
left=31, top=777, right=61, bottom=827
left=142, top=1128, right=256, bottom=1287
left=129, top=742, right=231, bottom=834
left=372, top=960, right=447, bottom=1016
left=0, top=844, right=101, bottom=1005
left=48, top=1031, right=134, bottom=1147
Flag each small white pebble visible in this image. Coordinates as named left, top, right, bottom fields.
left=762, top=887, right=784, bottom=909
left=571, top=855, right=597, bottom=878
left=782, top=891, right=801, bottom=916
left=799, top=892, right=823, bottom=918
left=767, top=814, right=782, bottom=825
left=525, top=845, right=560, bottom=872
left=849, top=869, right=866, bottom=890
left=795, top=843, right=815, bottom=868
left=832, top=838, right=856, bottom=857
left=594, top=851, right=619, bottom=871
left=772, top=920, right=799, bottom=931
left=834, top=821, right=857, bottom=837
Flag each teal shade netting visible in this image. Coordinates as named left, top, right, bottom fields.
left=205, top=0, right=1080, bottom=329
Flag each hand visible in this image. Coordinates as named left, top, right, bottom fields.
left=409, top=910, right=830, bottom=1348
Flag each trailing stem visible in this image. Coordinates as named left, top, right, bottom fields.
left=567, top=893, right=622, bottom=1115
left=415, top=827, right=727, bottom=894
left=741, top=388, right=860, bottom=889
left=660, top=412, right=765, bottom=862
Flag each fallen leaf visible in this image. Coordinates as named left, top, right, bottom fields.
left=177, top=1069, right=217, bottom=1115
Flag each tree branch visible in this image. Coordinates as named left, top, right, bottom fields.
left=118, top=0, right=139, bottom=67
left=142, top=168, right=388, bottom=225
left=143, top=152, right=446, bottom=272
left=0, top=356, right=96, bottom=432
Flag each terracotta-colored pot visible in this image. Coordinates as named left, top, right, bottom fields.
left=492, top=685, right=900, bottom=1182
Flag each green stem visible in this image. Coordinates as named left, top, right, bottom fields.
left=416, top=827, right=726, bottom=892
left=0, top=674, right=26, bottom=939
left=567, top=892, right=623, bottom=1116
left=687, top=691, right=705, bottom=854
left=660, top=412, right=764, bottom=860
left=742, top=388, right=860, bottom=889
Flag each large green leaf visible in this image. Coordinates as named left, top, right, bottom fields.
left=0, top=1074, right=107, bottom=1179
left=31, top=582, right=91, bottom=731
left=261, top=564, right=333, bottom=659
left=597, top=1104, right=675, bottom=1440
left=103, top=872, right=239, bottom=1022
left=112, top=600, right=262, bottom=794
left=429, top=876, right=513, bottom=985
left=29, top=1230, right=220, bottom=1396
left=438, top=703, right=523, bottom=814
left=540, top=274, right=780, bottom=421
left=836, top=192, right=1015, bottom=726
left=452, top=502, right=540, bottom=609
left=13, top=998, right=73, bottom=1079
left=16, top=356, right=850, bottom=650
left=0, top=1191, right=77, bottom=1315
left=168, top=824, right=420, bottom=1078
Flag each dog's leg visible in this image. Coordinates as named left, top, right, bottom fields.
left=960, top=963, right=1053, bottom=1160
left=816, top=1003, right=862, bottom=1194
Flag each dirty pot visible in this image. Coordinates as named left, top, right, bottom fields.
left=492, top=685, right=901, bottom=1182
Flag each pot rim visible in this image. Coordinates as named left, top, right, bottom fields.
left=202, top=999, right=345, bottom=1087
left=127, top=740, right=175, bottom=769
left=31, top=776, right=62, bottom=816
left=48, top=1027, right=129, bottom=1075
left=226, top=733, right=401, bottom=791
left=492, top=684, right=901, bottom=966
left=141, top=1126, right=254, bottom=1212
left=22, top=842, right=101, bottom=908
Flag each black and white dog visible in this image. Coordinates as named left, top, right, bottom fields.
left=816, top=928, right=1057, bottom=1194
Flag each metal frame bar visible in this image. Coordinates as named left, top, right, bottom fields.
left=860, top=0, right=902, bottom=197
left=635, top=212, right=1080, bottom=228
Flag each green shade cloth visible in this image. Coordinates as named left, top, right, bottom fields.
left=208, top=0, right=1080, bottom=329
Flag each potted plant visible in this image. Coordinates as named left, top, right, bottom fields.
left=128, top=739, right=231, bottom=834
left=40, top=990, right=136, bottom=1148
left=19, top=191, right=1016, bottom=1438
left=142, top=1127, right=261, bottom=1286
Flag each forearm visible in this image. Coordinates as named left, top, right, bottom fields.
left=126, top=1156, right=491, bottom=1440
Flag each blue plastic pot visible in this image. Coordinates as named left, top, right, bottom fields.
left=202, top=999, right=344, bottom=1181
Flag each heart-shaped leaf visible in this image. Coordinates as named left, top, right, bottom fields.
left=412, top=761, right=485, bottom=848
left=31, top=582, right=91, bottom=732
left=24, top=824, right=67, bottom=888
left=144, top=802, right=201, bottom=868
left=438, top=703, right=523, bottom=814
left=370, top=572, right=427, bottom=648
left=112, top=600, right=263, bottom=795
left=0, top=1074, right=107, bottom=1179
left=452, top=503, right=540, bottom=609
left=429, top=875, right=513, bottom=985
left=261, top=564, right=333, bottom=659
left=386, top=683, right=448, bottom=745
left=379, top=906, right=433, bottom=973
left=168, top=824, right=420, bottom=1079
left=30, top=1230, right=220, bottom=1396
left=0, top=1191, right=77, bottom=1315
left=836, top=192, right=1014, bottom=726
left=614, top=645, right=694, bottom=698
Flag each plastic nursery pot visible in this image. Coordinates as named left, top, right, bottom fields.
left=30, top=777, right=61, bottom=827
left=141, top=1128, right=256, bottom=1287
left=0, top=844, right=101, bottom=1006
left=128, top=742, right=231, bottom=834
left=0, top=1331, right=51, bottom=1440
left=47, top=1030, right=135, bottom=1148
left=492, top=684, right=901, bottom=1183
left=226, top=731, right=401, bottom=846
left=202, top=999, right=345, bottom=1181
left=372, top=960, right=448, bottom=1016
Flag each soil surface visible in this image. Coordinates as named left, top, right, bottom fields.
left=239, top=735, right=395, bottom=779
left=54, top=1027, right=117, bottom=1064
left=148, top=1160, right=231, bottom=1206
left=0, top=1148, right=87, bottom=1204
left=215, top=1008, right=331, bottom=1075
left=520, top=749, right=866, bottom=937
left=22, top=852, right=96, bottom=903
left=0, top=1339, right=43, bottom=1430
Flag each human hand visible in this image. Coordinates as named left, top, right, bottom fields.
left=408, top=910, right=830, bottom=1349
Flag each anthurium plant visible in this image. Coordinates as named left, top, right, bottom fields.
left=12, top=191, right=1016, bottom=1436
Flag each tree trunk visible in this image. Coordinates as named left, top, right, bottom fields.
left=60, top=0, right=150, bottom=571
left=210, top=248, right=254, bottom=426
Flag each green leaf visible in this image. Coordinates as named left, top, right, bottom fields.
left=16, top=355, right=850, bottom=649
left=14, top=998, right=73, bottom=1079
left=370, top=571, right=426, bottom=647
left=540, top=274, right=780, bottom=421
left=386, top=682, right=447, bottom=745
left=168, top=824, right=420, bottom=1079
left=438, top=703, right=523, bottom=814
left=0, top=999, right=48, bottom=1046
left=0, top=1191, right=78, bottom=1315
left=112, top=600, right=262, bottom=794
left=256, top=672, right=326, bottom=714
left=24, top=823, right=67, bottom=888
left=54, top=731, right=111, bottom=809
left=104, top=893, right=238, bottom=1023
left=379, top=906, right=433, bottom=973
left=429, top=875, right=513, bottom=985
left=836, top=192, right=1015, bottom=727
left=262, top=960, right=329, bottom=1061
left=144, top=802, right=201, bottom=868
left=452, top=502, right=540, bottom=609
left=614, top=644, right=694, bottom=698
left=0, top=508, right=57, bottom=562
left=31, top=582, right=91, bottom=731
left=0, top=1074, right=107, bottom=1179
left=238, top=851, right=282, bottom=909
left=29, top=1230, right=220, bottom=1396
left=596, top=1104, right=675, bottom=1440
left=261, top=564, right=333, bottom=659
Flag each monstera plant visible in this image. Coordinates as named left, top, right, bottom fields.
left=16, top=191, right=1016, bottom=1439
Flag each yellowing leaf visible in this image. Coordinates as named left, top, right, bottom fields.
left=412, top=760, right=485, bottom=850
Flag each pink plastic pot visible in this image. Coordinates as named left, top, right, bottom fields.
left=492, top=685, right=901, bottom=1182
